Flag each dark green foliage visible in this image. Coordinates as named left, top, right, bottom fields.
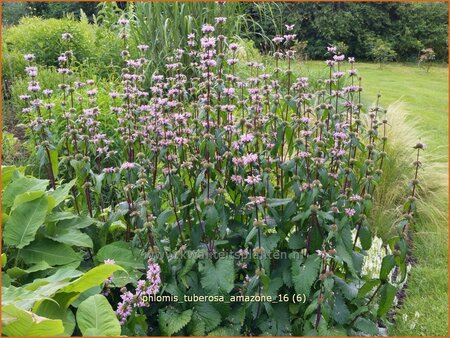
left=246, top=1, right=448, bottom=61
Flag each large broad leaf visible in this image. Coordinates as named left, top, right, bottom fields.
left=2, top=176, right=48, bottom=209
left=292, top=254, right=320, bottom=296
left=199, top=258, right=234, bottom=294
left=1, top=304, right=64, bottom=336
left=47, top=179, right=75, bottom=210
left=76, top=294, right=121, bottom=336
left=47, top=227, right=93, bottom=248
left=59, top=264, right=125, bottom=294
left=34, top=298, right=76, bottom=336
left=11, top=191, right=46, bottom=210
left=7, top=261, right=52, bottom=279
left=159, top=308, right=193, bottom=336
left=4, top=196, right=48, bottom=248
left=20, top=239, right=81, bottom=266
left=2, top=165, right=17, bottom=188
left=95, top=241, right=145, bottom=271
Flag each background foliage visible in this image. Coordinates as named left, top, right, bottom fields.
left=3, top=1, right=448, bottom=61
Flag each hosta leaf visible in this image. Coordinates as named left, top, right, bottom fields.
left=11, top=191, right=46, bottom=210
left=47, top=228, right=93, bottom=248
left=76, top=294, right=121, bottom=336
left=7, top=261, right=52, bottom=279
left=199, top=258, right=234, bottom=294
left=292, top=254, right=320, bottom=296
left=34, top=299, right=76, bottom=336
left=4, top=196, right=48, bottom=248
left=59, top=264, right=124, bottom=295
left=2, top=176, right=48, bottom=210
left=58, top=215, right=95, bottom=230
left=159, top=308, right=193, bottom=336
left=1, top=165, right=17, bottom=188
left=1, top=304, right=64, bottom=337
left=95, top=241, right=145, bottom=271
left=47, top=179, right=75, bottom=210
left=20, top=239, right=81, bottom=266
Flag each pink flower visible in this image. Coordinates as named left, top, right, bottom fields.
left=316, top=250, right=327, bottom=259
left=244, top=175, right=261, bottom=186
left=350, top=194, right=362, bottom=202
left=121, top=162, right=135, bottom=170
left=345, top=208, right=356, bottom=217
left=231, top=175, right=243, bottom=183
left=201, top=24, right=215, bottom=34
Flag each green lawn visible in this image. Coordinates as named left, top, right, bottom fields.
left=302, top=61, right=449, bottom=336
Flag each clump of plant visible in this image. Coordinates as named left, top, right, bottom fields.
left=6, top=18, right=424, bottom=336
left=418, top=48, right=436, bottom=72
left=369, top=38, right=397, bottom=68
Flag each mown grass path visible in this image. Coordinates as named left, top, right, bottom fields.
left=303, top=61, right=448, bottom=335
left=358, top=62, right=448, bottom=336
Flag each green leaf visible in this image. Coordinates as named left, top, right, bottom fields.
left=2, top=253, right=6, bottom=267
left=48, top=179, right=75, bottom=209
left=12, top=191, right=46, bottom=210
left=380, top=255, right=396, bottom=281
left=157, top=209, right=174, bottom=227
left=47, top=228, right=93, bottom=248
left=335, top=240, right=356, bottom=275
left=159, top=308, right=193, bottom=336
left=49, top=149, right=59, bottom=179
left=357, top=279, right=381, bottom=298
left=288, top=232, right=306, bottom=250
left=193, top=303, right=221, bottom=332
left=332, top=294, right=350, bottom=324
left=245, top=226, right=257, bottom=245
left=267, top=198, right=292, bottom=207
left=354, top=317, right=378, bottom=335
left=7, top=261, right=52, bottom=279
left=76, top=294, right=121, bottom=336
left=57, top=215, right=95, bottom=230
left=292, top=254, right=320, bottom=296
left=359, top=225, right=372, bottom=250
left=2, top=176, right=48, bottom=210
left=1, top=304, right=64, bottom=336
left=2, top=165, right=17, bottom=188
left=377, top=283, right=397, bottom=317
left=34, top=299, right=76, bottom=336
left=95, top=241, right=145, bottom=271
left=59, top=264, right=125, bottom=295
left=199, top=258, right=234, bottom=294
left=4, top=196, right=49, bottom=248
left=204, top=205, right=219, bottom=236
left=20, top=239, right=81, bottom=266
left=46, top=211, right=78, bottom=223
